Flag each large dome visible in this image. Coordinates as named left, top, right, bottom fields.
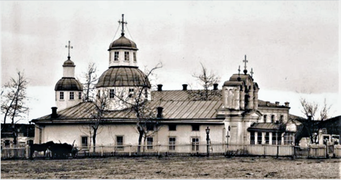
left=96, top=66, right=151, bottom=88
left=108, top=35, right=138, bottom=51
left=55, top=78, right=83, bottom=91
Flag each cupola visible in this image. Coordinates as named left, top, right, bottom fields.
left=54, top=41, right=83, bottom=110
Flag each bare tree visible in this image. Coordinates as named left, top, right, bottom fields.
left=192, top=63, right=220, bottom=100
left=1, top=71, right=29, bottom=145
left=298, top=97, right=332, bottom=144
left=85, top=91, right=108, bottom=153
left=83, top=62, right=98, bottom=102
left=114, top=63, right=163, bottom=152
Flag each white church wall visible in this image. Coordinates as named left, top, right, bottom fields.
left=62, top=67, right=75, bottom=77
left=55, top=91, right=82, bottom=110
left=109, top=49, right=137, bottom=67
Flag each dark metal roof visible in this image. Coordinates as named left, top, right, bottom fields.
left=247, top=123, right=285, bottom=132
left=62, top=59, right=75, bottom=67
left=96, top=66, right=151, bottom=88
left=54, top=77, right=83, bottom=91
left=108, top=35, right=138, bottom=51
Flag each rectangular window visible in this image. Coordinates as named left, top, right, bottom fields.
left=169, top=137, right=176, bottom=151
left=124, top=52, right=129, bottom=61
left=147, top=137, right=153, bottom=150
left=144, top=89, right=148, bottom=98
left=192, top=124, right=200, bottom=131
left=116, top=136, right=124, bottom=151
left=257, top=132, right=262, bottom=144
left=146, top=124, right=154, bottom=131
left=78, top=92, right=82, bottom=99
left=168, top=124, right=176, bottom=131
left=191, top=137, right=199, bottom=151
left=265, top=132, right=270, bottom=144
left=70, top=92, right=74, bottom=100
left=133, top=52, right=136, bottom=62
left=60, top=92, right=64, bottom=100
left=110, top=89, right=115, bottom=98
left=284, top=133, right=294, bottom=145
left=250, top=132, right=255, bottom=145
left=114, top=52, right=119, bottom=61
left=81, top=136, right=88, bottom=148
left=272, top=132, right=277, bottom=145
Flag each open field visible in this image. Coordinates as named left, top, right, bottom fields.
left=1, top=156, right=340, bottom=179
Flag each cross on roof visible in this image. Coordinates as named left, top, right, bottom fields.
left=250, top=68, right=254, bottom=78
left=65, top=41, right=73, bottom=60
left=243, top=55, right=248, bottom=75
left=237, top=65, right=241, bottom=81
left=118, top=14, right=127, bottom=36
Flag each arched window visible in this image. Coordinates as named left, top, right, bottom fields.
left=271, top=115, right=275, bottom=123
left=264, top=115, right=267, bottom=123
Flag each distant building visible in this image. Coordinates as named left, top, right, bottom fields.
left=31, top=15, right=297, bottom=152
left=1, top=124, right=35, bottom=147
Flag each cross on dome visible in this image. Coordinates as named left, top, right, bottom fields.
left=250, top=68, right=254, bottom=78
left=243, top=55, right=248, bottom=75
left=65, top=41, right=73, bottom=60
left=118, top=14, right=128, bottom=36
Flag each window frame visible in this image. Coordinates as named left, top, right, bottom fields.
left=124, top=51, right=129, bottom=61
left=70, top=92, right=74, bottom=100
left=169, top=137, right=176, bottom=151
left=78, top=92, right=82, bottom=99
left=147, top=137, right=153, bottom=150
left=60, top=92, right=64, bottom=100
left=133, top=52, right=137, bottom=62
left=116, top=136, right=124, bottom=151
left=265, top=132, right=270, bottom=144
left=168, top=124, right=176, bottom=131
left=191, top=137, right=199, bottom=151
left=191, top=124, right=200, bottom=131
left=81, top=136, right=88, bottom=149
left=110, top=89, right=115, bottom=98
left=257, top=132, right=262, bottom=144
left=114, top=51, right=119, bottom=61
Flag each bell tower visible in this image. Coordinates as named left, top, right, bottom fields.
left=218, top=55, right=261, bottom=145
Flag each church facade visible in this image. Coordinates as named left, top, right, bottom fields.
left=32, top=15, right=296, bottom=154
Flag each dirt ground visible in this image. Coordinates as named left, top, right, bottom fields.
left=1, top=156, right=340, bottom=179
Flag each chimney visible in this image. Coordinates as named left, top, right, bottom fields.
left=182, top=84, right=188, bottom=91
left=157, top=84, right=163, bottom=91
left=51, top=107, right=58, bottom=118
left=284, top=102, right=290, bottom=107
left=213, top=83, right=218, bottom=90
left=157, top=107, right=163, bottom=118
left=275, top=101, right=279, bottom=106
left=266, top=101, right=270, bottom=106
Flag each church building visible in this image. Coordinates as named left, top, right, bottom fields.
left=32, top=15, right=297, bottom=154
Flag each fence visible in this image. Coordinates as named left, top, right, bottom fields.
left=75, top=143, right=295, bottom=158
left=1, top=146, right=28, bottom=159
left=3, top=143, right=340, bottom=159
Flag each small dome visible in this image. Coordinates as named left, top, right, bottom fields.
left=55, top=77, right=83, bottom=91
left=63, top=59, right=75, bottom=67
left=96, top=66, right=150, bottom=88
left=108, top=35, right=138, bottom=51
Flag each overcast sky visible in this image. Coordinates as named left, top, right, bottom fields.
left=1, top=1, right=340, bottom=122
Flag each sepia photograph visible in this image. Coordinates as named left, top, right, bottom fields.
left=1, top=1, right=340, bottom=179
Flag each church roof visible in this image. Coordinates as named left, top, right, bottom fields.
left=108, top=35, right=138, bottom=51
left=247, top=123, right=285, bottom=132
left=96, top=66, right=151, bottom=88
left=55, top=77, right=83, bottom=91
left=62, top=59, right=75, bottom=67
